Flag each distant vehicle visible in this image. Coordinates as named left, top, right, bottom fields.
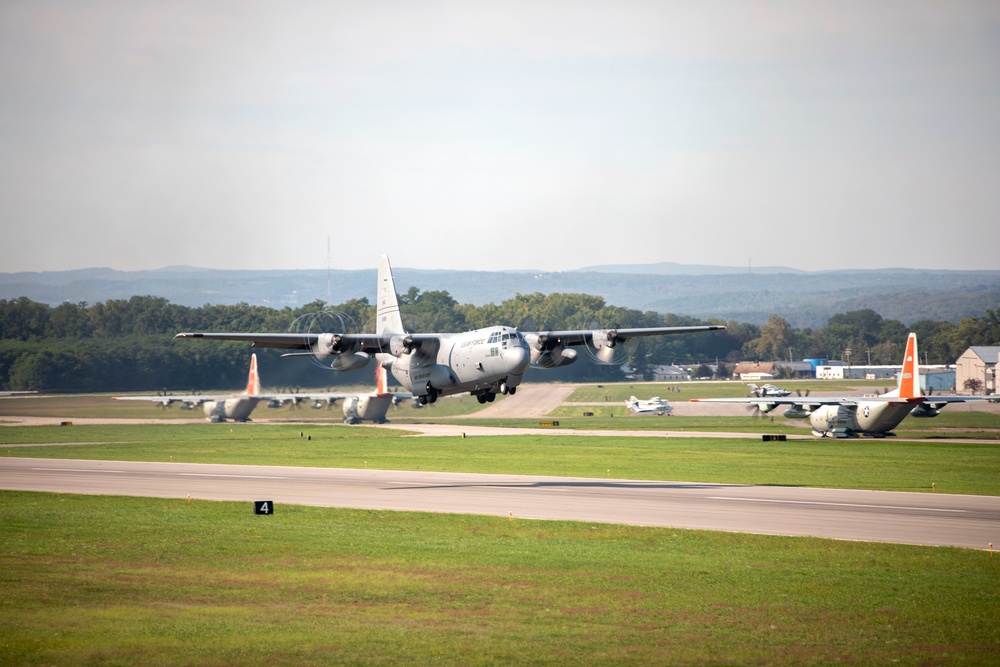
left=625, top=396, right=672, bottom=415
left=747, top=383, right=791, bottom=397
left=113, top=355, right=411, bottom=424
left=694, top=333, right=995, bottom=437
left=175, top=255, right=724, bottom=406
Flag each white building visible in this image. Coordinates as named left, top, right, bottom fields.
left=955, top=346, right=999, bottom=394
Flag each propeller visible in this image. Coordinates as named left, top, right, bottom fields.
left=795, top=388, right=810, bottom=397
left=287, top=309, right=362, bottom=370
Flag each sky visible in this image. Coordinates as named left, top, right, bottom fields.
left=1, top=1, right=998, bottom=274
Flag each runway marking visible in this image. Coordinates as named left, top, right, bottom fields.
left=34, top=467, right=126, bottom=473
left=179, top=473, right=285, bottom=480
left=708, top=496, right=966, bottom=513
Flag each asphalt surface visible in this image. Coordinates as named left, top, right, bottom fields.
left=2, top=457, right=997, bottom=550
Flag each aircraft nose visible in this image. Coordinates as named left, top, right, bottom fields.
left=507, top=345, right=530, bottom=372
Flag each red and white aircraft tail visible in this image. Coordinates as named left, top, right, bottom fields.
left=375, top=364, right=389, bottom=396
left=245, top=353, right=261, bottom=396
left=883, top=333, right=920, bottom=399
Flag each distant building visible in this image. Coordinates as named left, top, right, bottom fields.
left=955, top=346, right=999, bottom=394
left=921, top=368, right=956, bottom=393
left=650, top=365, right=691, bottom=382
left=732, top=362, right=775, bottom=381
left=773, top=361, right=814, bottom=378
left=815, top=365, right=899, bottom=381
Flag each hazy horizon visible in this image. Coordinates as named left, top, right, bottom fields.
left=2, top=1, right=998, bottom=274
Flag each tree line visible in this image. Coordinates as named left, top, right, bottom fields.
left=1, top=294, right=998, bottom=392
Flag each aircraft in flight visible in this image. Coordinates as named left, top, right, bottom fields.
left=625, top=395, right=672, bottom=415
left=693, top=333, right=993, bottom=437
left=176, top=255, right=725, bottom=405
left=113, top=354, right=411, bottom=423
left=747, top=383, right=791, bottom=397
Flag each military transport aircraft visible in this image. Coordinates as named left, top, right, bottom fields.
left=176, top=255, right=725, bottom=405
left=747, top=383, right=791, bottom=397
left=113, top=354, right=411, bottom=424
left=693, top=333, right=993, bottom=437
left=625, top=396, right=672, bottom=415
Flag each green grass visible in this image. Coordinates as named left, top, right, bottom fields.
left=2, top=492, right=997, bottom=666
left=3, top=423, right=999, bottom=495
left=568, top=379, right=893, bottom=401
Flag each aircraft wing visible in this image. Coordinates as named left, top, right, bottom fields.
left=112, top=394, right=213, bottom=406
left=531, top=325, right=725, bottom=346
left=174, top=332, right=441, bottom=355
left=692, top=395, right=995, bottom=409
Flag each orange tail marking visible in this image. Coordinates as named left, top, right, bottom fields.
left=376, top=364, right=388, bottom=395
left=246, top=354, right=261, bottom=396
left=898, top=333, right=918, bottom=399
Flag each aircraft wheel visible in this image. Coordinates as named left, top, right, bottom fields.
left=486, top=392, right=496, bottom=402
left=418, top=395, right=429, bottom=406
left=508, top=386, right=516, bottom=395
left=477, top=394, right=488, bottom=404
left=500, top=382, right=508, bottom=395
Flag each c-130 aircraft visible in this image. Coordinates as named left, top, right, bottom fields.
left=176, top=255, right=725, bottom=405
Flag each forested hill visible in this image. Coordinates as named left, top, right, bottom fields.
left=3, top=266, right=999, bottom=327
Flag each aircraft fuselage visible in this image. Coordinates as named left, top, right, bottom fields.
left=377, top=325, right=530, bottom=400
left=807, top=400, right=916, bottom=437
left=203, top=396, right=261, bottom=423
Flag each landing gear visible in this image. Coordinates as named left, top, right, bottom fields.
left=422, top=383, right=438, bottom=405
left=499, top=382, right=517, bottom=396
left=476, top=392, right=497, bottom=404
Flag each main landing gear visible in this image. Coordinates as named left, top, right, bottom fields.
left=417, top=384, right=439, bottom=406
left=475, top=383, right=516, bottom=404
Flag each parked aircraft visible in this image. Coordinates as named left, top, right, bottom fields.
left=626, top=396, right=672, bottom=415
left=113, top=354, right=411, bottom=424
left=693, top=333, right=993, bottom=437
left=747, top=383, right=791, bottom=397
left=176, top=255, right=725, bottom=405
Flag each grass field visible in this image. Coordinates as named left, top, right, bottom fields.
left=3, top=423, right=1000, bottom=496
left=3, top=391, right=1000, bottom=664
left=2, top=492, right=998, bottom=666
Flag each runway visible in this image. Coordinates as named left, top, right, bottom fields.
left=2, top=457, right=997, bottom=550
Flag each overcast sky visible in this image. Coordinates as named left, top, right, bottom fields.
left=1, top=1, right=998, bottom=274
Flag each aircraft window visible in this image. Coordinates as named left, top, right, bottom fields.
left=502, top=334, right=509, bottom=341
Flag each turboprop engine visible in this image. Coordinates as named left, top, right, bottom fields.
left=524, top=332, right=579, bottom=368
left=530, top=347, right=578, bottom=368
left=590, top=330, right=619, bottom=364
left=909, top=404, right=941, bottom=418
left=782, top=405, right=812, bottom=419
left=312, top=333, right=372, bottom=371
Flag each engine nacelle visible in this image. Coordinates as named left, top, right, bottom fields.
left=910, top=404, right=940, bottom=418
left=329, top=351, right=371, bottom=371
left=390, top=335, right=415, bottom=357
left=530, top=348, right=578, bottom=368
left=782, top=405, right=811, bottom=419
left=591, top=330, right=619, bottom=364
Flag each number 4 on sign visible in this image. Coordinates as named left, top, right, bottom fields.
left=254, top=501, right=274, bottom=515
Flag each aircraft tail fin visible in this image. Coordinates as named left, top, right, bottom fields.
left=376, top=254, right=405, bottom=335
left=884, top=333, right=920, bottom=398
left=896, top=332, right=920, bottom=399
left=246, top=354, right=261, bottom=396
left=375, top=364, right=389, bottom=395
